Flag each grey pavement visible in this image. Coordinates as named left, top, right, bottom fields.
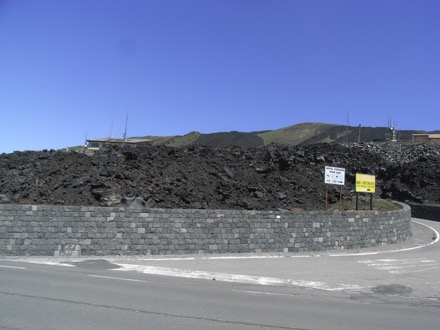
left=2, top=218, right=439, bottom=330
left=2, top=218, right=439, bottom=297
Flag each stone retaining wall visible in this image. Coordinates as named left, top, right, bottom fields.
left=409, top=204, right=440, bottom=222
left=0, top=203, right=412, bottom=256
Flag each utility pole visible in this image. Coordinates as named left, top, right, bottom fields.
left=123, top=111, right=129, bottom=141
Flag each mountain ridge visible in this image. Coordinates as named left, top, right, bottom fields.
left=133, top=122, right=433, bottom=148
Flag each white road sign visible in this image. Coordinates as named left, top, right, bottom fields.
left=324, top=166, right=345, bottom=186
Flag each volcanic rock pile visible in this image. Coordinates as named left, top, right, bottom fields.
left=0, top=142, right=439, bottom=210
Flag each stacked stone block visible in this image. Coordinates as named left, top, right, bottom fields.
left=0, top=203, right=412, bottom=256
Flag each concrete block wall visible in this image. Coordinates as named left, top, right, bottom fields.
left=0, top=203, right=412, bottom=256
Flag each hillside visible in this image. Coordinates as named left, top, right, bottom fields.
left=139, top=123, right=427, bottom=148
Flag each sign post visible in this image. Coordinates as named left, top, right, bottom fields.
left=324, top=166, right=346, bottom=210
left=355, top=174, right=376, bottom=210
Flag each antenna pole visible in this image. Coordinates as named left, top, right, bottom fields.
left=123, top=111, right=129, bottom=141
left=109, top=117, right=114, bottom=139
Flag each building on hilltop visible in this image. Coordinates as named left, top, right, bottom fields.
left=412, top=134, right=440, bottom=143
left=86, top=137, right=154, bottom=152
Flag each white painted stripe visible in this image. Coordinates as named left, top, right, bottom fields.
left=377, top=264, right=435, bottom=270
left=288, top=255, right=314, bottom=258
left=88, top=275, right=148, bottom=283
left=233, top=290, right=295, bottom=297
left=137, top=256, right=288, bottom=261
left=204, top=256, right=284, bottom=260
left=390, top=267, right=438, bottom=274
left=417, top=220, right=440, bottom=244
left=114, top=264, right=365, bottom=293
left=360, top=259, right=436, bottom=268
left=134, top=255, right=309, bottom=262
left=20, top=261, right=75, bottom=267
left=116, top=264, right=285, bottom=285
left=0, top=259, right=76, bottom=267
left=330, top=220, right=439, bottom=257
left=135, top=257, right=196, bottom=261
left=330, top=251, right=379, bottom=257
left=359, top=257, right=438, bottom=274
left=0, top=265, right=26, bottom=270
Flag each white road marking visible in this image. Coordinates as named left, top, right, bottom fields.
left=330, top=220, right=439, bottom=257
left=0, top=265, right=26, bottom=270
left=88, top=275, right=148, bottom=283
left=330, top=251, right=383, bottom=257
left=135, top=257, right=196, bottom=261
left=135, top=255, right=292, bottom=261
left=205, top=256, right=285, bottom=260
left=39, top=261, right=76, bottom=267
left=0, top=259, right=76, bottom=267
left=410, top=220, right=439, bottom=246
left=233, top=290, right=296, bottom=297
left=359, top=258, right=438, bottom=274
left=395, top=267, right=438, bottom=274
left=114, top=264, right=365, bottom=293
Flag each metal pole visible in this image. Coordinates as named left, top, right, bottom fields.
left=325, top=185, right=328, bottom=211
left=370, top=194, right=373, bottom=211
left=339, top=186, right=342, bottom=211
left=356, top=193, right=359, bottom=210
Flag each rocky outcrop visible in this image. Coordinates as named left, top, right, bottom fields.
left=0, top=142, right=439, bottom=210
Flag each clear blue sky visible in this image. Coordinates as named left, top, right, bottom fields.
left=1, top=0, right=439, bottom=153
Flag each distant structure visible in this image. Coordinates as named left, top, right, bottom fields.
left=412, top=134, right=440, bottom=143
left=85, top=111, right=155, bottom=152
left=86, top=137, right=153, bottom=152
left=390, top=126, right=398, bottom=142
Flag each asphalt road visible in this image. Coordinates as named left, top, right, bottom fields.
left=1, top=218, right=439, bottom=329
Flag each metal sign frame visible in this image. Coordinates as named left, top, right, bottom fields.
left=355, top=173, right=376, bottom=210
left=324, top=166, right=346, bottom=211
left=324, top=166, right=345, bottom=186
left=355, top=174, right=376, bottom=193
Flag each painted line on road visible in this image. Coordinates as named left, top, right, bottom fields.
left=114, top=264, right=365, bottom=293
left=204, top=256, right=286, bottom=260
left=1, top=259, right=76, bottom=267
left=412, top=220, right=440, bottom=245
left=396, top=267, right=438, bottom=274
left=233, top=289, right=298, bottom=297
left=134, top=255, right=295, bottom=262
left=0, top=265, right=26, bottom=270
left=88, top=275, right=149, bottom=283
left=359, top=258, right=438, bottom=274
left=359, top=258, right=436, bottom=267
left=330, top=220, right=440, bottom=257
left=135, top=257, right=196, bottom=261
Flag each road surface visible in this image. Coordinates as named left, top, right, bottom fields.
left=1, top=218, right=439, bottom=329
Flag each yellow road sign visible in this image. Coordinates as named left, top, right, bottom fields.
left=356, top=174, right=375, bottom=193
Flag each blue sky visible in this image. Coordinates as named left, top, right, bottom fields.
left=1, top=0, right=439, bottom=153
